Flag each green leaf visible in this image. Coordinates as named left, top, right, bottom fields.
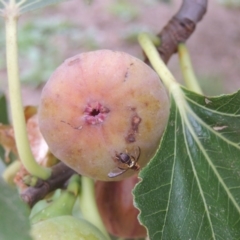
left=0, top=179, right=32, bottom=240
left=134, top=86, right=240, bottom=240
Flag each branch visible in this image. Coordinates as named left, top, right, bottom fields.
left=20, top=162, right=76, bottom=208
left=147, top=0, right=208, bottom=64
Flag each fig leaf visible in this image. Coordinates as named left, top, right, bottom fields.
left=134, top=87, right=240, bottom=240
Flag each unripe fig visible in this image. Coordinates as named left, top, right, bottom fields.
left=38, top=50, right=169, bottom=181
left=95, top=175, right=146, bottom=238
left=31, top=216, right=106, bottom=240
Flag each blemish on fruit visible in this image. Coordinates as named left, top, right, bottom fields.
left=126, top=134, right=135, bottom=143
left=132, top=115, right=141, bottom=131
left=144, top=120, right=152, bottom=132
left=60, top=120, right=82, bottom=130
left=124, top=63, right=135, bottom=81
left=84, top=101, right=110, bottom=125
left=124, top=69, right=129, bottom=81
left=125, top=114, right=142, bottom=143
left=68, top=58, right=80, bottom=66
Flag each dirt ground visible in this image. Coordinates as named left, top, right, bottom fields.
left=2, top=0, right=240, bottom=106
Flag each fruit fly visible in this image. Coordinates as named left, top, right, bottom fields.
left=108, top=147, right=141, bottom=178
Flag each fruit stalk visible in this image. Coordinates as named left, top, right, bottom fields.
left=79, top=177, right=111, bottom=240
left=138, top=33, right=187, bottom=114
left=4, top=2, right=51, bottom=179
left=178, top=43, right=203, bottom=94
left=138, top=33, right=178, bottom=92
left=139, top=33, right=203, bottom=95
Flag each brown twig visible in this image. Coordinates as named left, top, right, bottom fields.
left=145, top=0, right=208, bottom=64
left=20, top=162, right=76, bottom=208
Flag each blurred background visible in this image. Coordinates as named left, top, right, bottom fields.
left=0, top=0, right=240, bottom=106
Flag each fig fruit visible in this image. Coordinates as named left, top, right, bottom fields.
left=38, top=50, right=169, bottom=181
left=95, top=175, right=146, bottom=238
left=31, top=216, right=106, bottom=240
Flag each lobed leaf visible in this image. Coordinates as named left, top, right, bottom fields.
left=134, top=86, right=240, bottom=240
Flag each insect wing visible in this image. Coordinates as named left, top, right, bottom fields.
left=108, top=167, right=127, bottom=178
left=133, top=146, right=141, bottom=162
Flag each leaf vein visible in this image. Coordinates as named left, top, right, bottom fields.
left=185, top=96, right=240, bottom=117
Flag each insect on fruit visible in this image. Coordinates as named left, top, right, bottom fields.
left=108, top=147, right=141, bottom=178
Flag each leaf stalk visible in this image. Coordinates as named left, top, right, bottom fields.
left=178, top=43, right=203, bottom=94
left=138, top=33, right=188, bottom=117
left=138, top=33, right=178, bottom=92
left=4, top=2, right=51, bottom=179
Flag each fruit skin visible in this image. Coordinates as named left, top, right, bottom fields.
left=31, top=216, right=106, bottom=240
left=95, top=175, right=146, bottom=238
left=38, top=50, right=170, bottom=181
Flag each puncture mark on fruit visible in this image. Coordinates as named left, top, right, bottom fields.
left=124, top=70, right=129, bottom=80
left=60, top=120, right=82, bottom=130
left=125, top=113, right=142, bottom=143
left=108, top=146, right=141, bottom=178
left=84, top=101, right=110, bottom=125
left=124, top=63, right=134, bottom=81
left=132, top=115, right=141, bottom=131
